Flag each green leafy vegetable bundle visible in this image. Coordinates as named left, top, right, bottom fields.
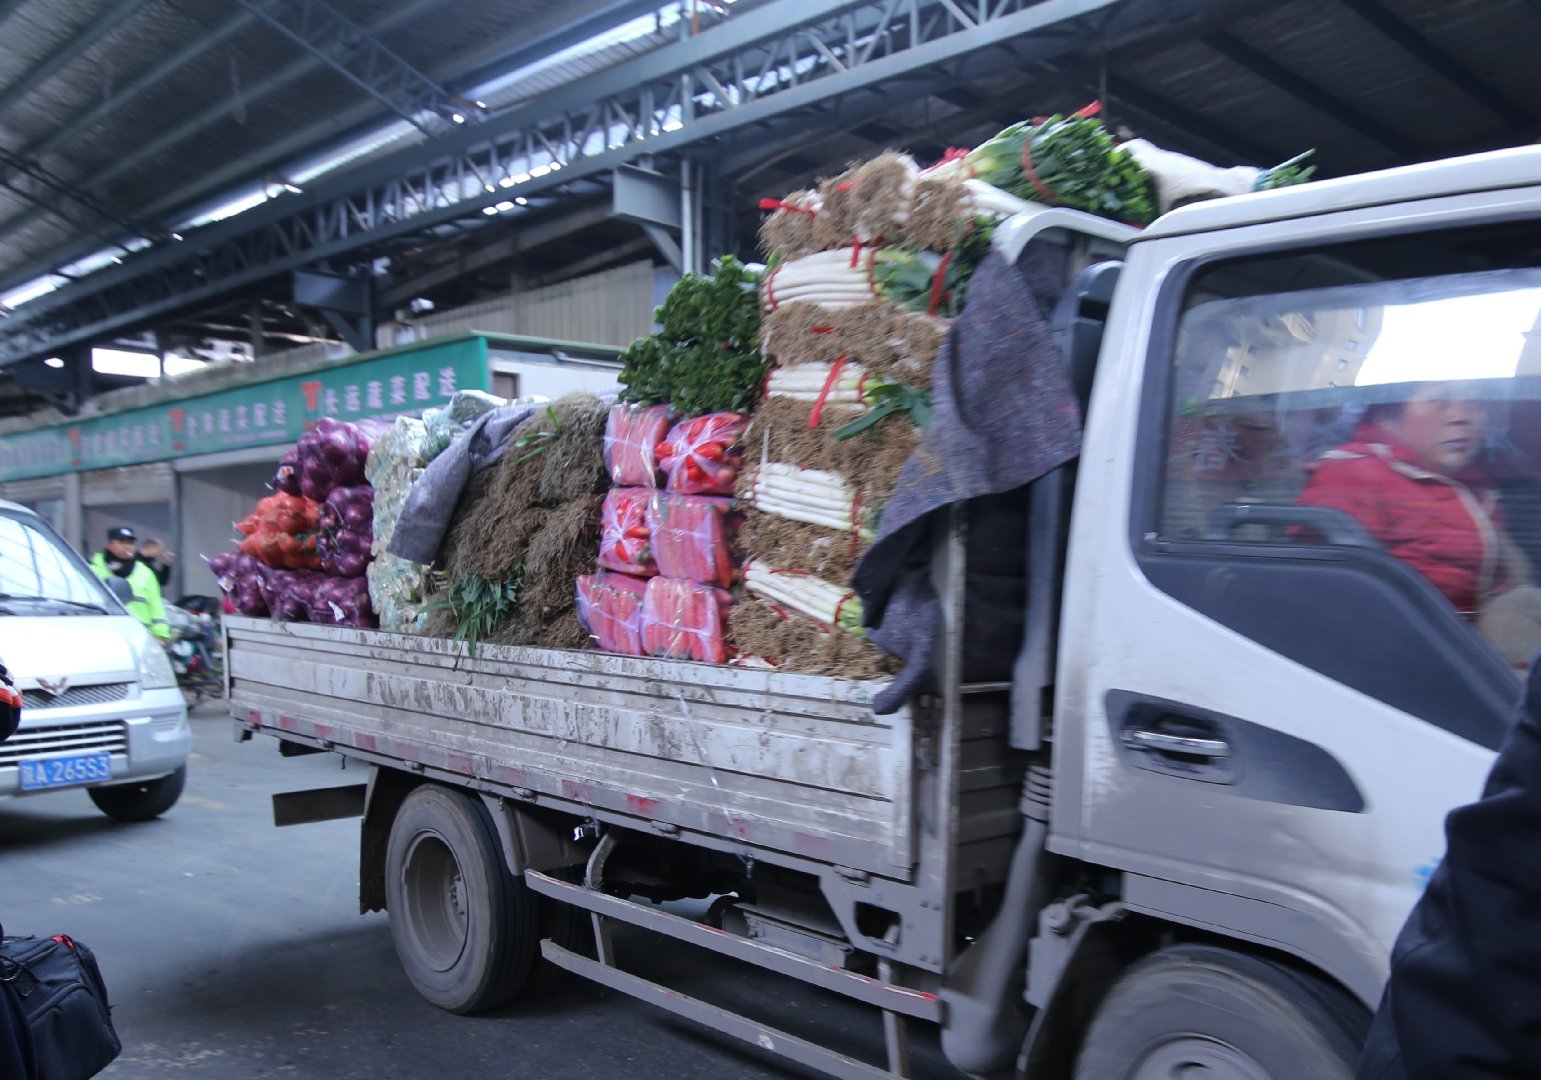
left=618, top=256, right=767, bottom=416
left=965, top=110, right=1157, bottom=227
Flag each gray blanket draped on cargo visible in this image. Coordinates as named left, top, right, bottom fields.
left=388, top=401, right=544, bottom=564
left=852, top=247, right=1080, bottom=714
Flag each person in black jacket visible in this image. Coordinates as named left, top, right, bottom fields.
left=135, top=537, right=174, bottom=590
left=0, top=656, right=33, bottom=1077
left=1358, top=657, right=1541, bottom=1078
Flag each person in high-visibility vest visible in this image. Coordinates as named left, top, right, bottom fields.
left=90, top=526, right=172, bottom=642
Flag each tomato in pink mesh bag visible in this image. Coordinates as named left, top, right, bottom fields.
left=598, top=489, right=657, bottom=577
left=657, top=413, right=745, bottom=496
left=604, top=404, right=678, bottom=488
left=641, top=577, right=733, bottom=664
left=576, top=573, right=649, bottom=655
left=645, top=494, right=739, bottom=588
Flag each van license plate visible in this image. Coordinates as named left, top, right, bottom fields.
left=18, top=753, right=112, bottom=791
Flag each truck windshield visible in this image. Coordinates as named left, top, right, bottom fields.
left=0, top=512, right=112, bottom=612
left=1163, top=226, right=1541, bottom=673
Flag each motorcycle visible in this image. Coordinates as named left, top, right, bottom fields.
left=164, top=603, right=223, bottom=705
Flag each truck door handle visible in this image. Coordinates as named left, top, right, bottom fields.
left=1123, top=729, right=1230, bottom=759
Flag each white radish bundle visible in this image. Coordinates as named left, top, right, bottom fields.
left=762, top=248, right=875, bottom=311
left=766, top=362, right=872, bottom=405
left=748, top=463, right=873, bottom=538
left=744, top=559, right=864, bottom=635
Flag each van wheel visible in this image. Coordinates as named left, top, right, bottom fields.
left=1074, top=945, right=1367, bottom=1080
left=385, top=784, right=544, bottom=1014
left=88, top=765, right=186, bottom=822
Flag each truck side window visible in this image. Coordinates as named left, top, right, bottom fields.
left=1159, top=231, right=1541, bottom=675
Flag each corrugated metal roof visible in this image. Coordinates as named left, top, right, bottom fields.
left=0, top=0, right=677, bottom=286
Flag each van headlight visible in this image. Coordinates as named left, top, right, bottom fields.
left=137, top=638, right=178, bottom=690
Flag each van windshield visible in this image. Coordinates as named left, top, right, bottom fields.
left=0, top=512, right=112, bottom=612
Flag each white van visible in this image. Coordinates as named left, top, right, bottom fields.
left=0, top=499, right=190, bottom=820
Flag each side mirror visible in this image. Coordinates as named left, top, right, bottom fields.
left=104, top=577, right=133, bottom=603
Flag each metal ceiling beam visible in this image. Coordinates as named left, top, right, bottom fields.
left=0, top=145, right=146, bottom=239
left=1203, top=32, right=1418, bottom=157
left=0, top=0, right=1238, bottom=366
left=0, top=0, right=146, bottom=118
left=0, top=0, right=674, bottom=300
left=378, top=199, right=615, bottom=306
left=0, top=0, right=444, bottom=263
left=234, top=0, right=468, bottom=136
left=1338, top=0, right=1529, bottom=128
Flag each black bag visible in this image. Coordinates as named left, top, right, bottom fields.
left=0, top=930, right=121, bottom=1080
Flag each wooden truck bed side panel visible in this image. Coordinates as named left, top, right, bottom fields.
left=226, top=618, right=917, bottom=878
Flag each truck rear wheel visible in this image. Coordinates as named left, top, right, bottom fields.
left=1073, top=945, right=1366, bottom=1080
left=87, top=765, right=186, bottom=822
left=385, top=784, right=542, bottom=1014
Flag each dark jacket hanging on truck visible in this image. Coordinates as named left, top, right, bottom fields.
left=1358, top=658, right=1541, bottom=1078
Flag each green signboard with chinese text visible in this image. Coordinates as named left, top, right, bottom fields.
left=0, top=336, right=490, bottom=484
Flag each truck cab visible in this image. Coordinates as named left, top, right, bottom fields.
left=0, top=499, right=190, bottom=820
left=1030, top=146, right=1540, bottom=1074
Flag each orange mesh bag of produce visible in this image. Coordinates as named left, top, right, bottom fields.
left=236, top=493, right=322, bottom=570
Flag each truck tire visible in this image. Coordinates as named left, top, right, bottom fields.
left=385, top=784, right=542, bottom=1014
left=1073, top=945, right=1366, bottom=1080
left=87, top=765, right=186, bottom=822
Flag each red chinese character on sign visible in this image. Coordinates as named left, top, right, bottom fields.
left=300, top=381, right=323, bottom=412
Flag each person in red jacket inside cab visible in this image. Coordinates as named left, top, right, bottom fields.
left=1298, top=381, right=1541, bottom=670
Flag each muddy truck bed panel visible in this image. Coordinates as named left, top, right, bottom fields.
left=226, top=617, right=921, bottom=878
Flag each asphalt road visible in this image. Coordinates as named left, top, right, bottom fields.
left=0, top=703, right=953, bottom=1079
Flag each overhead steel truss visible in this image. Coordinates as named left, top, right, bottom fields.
left=0, top=0, right=1222, bottom=367
left=234, top=0, right=473, bottom=136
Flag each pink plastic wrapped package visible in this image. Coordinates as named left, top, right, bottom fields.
left=641, top=577, right=733, bottom=664
left=598, top=488, right=658, bottom=576
left=658, top=413, right=745, bottom=495
left=604, top=404, right=678, bottom=488
left=646, top=494, right=738, bottom=588
left=576, top=573, right=649, bottom=655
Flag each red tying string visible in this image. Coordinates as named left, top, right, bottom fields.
left=769, top=602, right=792, bottom=621
left=810, top=325, right=837, bottom=334
left=764, top=263, right=782, bottom=311
left=838, top=180, right=855, bottom=192
left=808, top=355, right=847, bottom=429
left=927, top=250, right=955, bottom=317
left=768, top=565, right=813, bottom=576
left=1073, top=99, right=1102, bottom=118
left=760, top=365, right=777, bottom=401
left=759, top=197, right=818, bottom=216
left=849, top=239, right=862, bottom=269
left=925, top=146, right=977, bottom=179
left=1019, top=136, right=1063, bottom=206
